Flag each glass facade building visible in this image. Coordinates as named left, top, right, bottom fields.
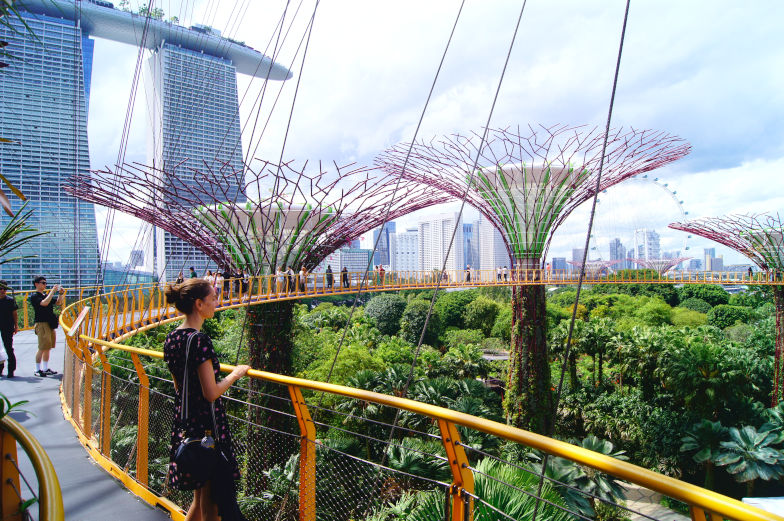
left=146, top=44, right=245, bottom=281
left=0, top=13, right=100, bottom=291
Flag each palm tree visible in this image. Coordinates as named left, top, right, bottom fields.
left=575, top=435, right=628, bottom=510
left=714, top=426, right=784, bottom=496
left=680, top=419, right=728, bottom=489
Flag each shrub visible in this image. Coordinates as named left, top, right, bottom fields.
left=491, top=306, right=513, bottom=342
left=634, top=298, right=672, bottom=326
left=364, top=294, right=406, bottom=335
left=434, top=289, right=478, bottom=329
left=724, top=323, right=754, bottom=344
left=444, top=329, right=484, bottom=349
left=463, top=296, right=499, bottom=336
left=679, top=297, right=712, bottom=314
left=399, top=299, right=443, bottom=346
left=677, top=285, right=730, bottom=307
left=670, top=307, right=707, bottom=327
left=707, top=305, right=752, bottom=329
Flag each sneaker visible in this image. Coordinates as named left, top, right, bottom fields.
left=6, top=373, right=14, bottom=379
left=44, top=368, right=58, bottom=375
left=34, top=369, right=47, bottom=377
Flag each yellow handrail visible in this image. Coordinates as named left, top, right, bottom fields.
left=0, top=416, right=64, bottom=521
left=56, top=275, right=784, bottom=521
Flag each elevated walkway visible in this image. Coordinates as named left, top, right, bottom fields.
left=3, top=330, right=168, bottom=520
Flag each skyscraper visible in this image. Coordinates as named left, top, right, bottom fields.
left=704, top=247, right=716, bottom=271
left=0, top=12, right=100, bottom=289
left=609, top=238, right=626, bottom=270
left=463, top=222, right=479, bottom=269
left=479, top=215, right=510, bottom=272
left=634, top=228, right=661, bottom=260
left=395, top=227, right=419, bottom=272
left=418, top=213, right=463, bottom=272
left=146, top=42, right=246, bottom=280
left=371, top=221, right=396, bottom=268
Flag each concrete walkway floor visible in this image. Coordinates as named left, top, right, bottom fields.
left=2, top=329, right=170, bottom=520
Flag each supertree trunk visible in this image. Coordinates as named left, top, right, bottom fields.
left=774, top=287, right=784, bottom=405
left=505, top=260, right=552, bottom=433
left=243, top=301, right=295, bottom=496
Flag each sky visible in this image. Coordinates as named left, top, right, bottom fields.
left=87, top=0, right=784, bottom=268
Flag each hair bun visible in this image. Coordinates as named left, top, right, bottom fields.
left=164, top=283, right=181, bottom=306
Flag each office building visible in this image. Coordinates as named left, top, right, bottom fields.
left=571, top=248, right=585, bottom=272
left=689, top=259, right=702, bottom=271
left=634, top=228, right=661, bottom=260
left=551, top=257, right=567, bottom=272
left=395, top=227, right=419, bottom=272
left=609, top=238, right=626, bottom=270
left=372, top=222, right=396, bottom=268
left=0, top=12, right=101, bottom=289
left=419, top=212, right=464, bottom=272
left=479, top=215, right=510, bottom=272
left=316, top=248, right=373, bottom=274
left=704, top=248, right=717, bottom=271
left=129, top=249, right=145, bottom=268
left=463, top=222, right=479, bottom=269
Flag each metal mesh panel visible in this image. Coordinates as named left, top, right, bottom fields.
left=108, top=369, right=141, bottom=479
left=90, top=368, right=103, bottom=443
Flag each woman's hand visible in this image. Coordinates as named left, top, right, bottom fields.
left=231, top=365, right=250, bottom=380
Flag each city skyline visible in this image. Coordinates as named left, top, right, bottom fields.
left=7, top=1, right=781, bottom=275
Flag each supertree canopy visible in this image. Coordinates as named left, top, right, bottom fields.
left=670, top=213, right=784, bottom=403
left=567, top=259, right=622, bottom=278
left=378, top=124, right=690, bottom=432
left=630, top=257, right=691, bottom=276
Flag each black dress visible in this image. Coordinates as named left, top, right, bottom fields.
left=164, top=328, right=240, bottom=490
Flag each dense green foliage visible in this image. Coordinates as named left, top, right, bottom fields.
left=364, top=294, right=407, bottom=335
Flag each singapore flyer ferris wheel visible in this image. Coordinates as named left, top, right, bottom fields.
left=552, top=174, right=692, bottom=269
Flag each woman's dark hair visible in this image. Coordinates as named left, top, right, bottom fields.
left=165, top=278, right=213, bottom=314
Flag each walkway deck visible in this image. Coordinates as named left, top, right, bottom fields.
left=3, top=329, right=170, bottom=520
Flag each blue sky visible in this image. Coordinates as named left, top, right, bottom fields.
left=87, top=1, right=784, bottom=267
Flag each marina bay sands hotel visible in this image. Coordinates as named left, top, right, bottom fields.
left=0, top=0, right=291, bottom=289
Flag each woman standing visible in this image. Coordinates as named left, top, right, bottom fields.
left=164, top=278, right=249, bottom=520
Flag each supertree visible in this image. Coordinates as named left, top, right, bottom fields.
left=566, top=259, right=622, bottom=278
left=378, top=124, right=690, bottom=432
left=65, top=159, right=446, bottom=487
left=670, top=214, right=784, bottom=403
left=629, top=257, right=691, bottom=277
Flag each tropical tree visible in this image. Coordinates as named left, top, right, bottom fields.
left=463, top=296, right=500, bottom=336
left=680, top=419, right=728, bottom=489
left=714, top=426, right=784, bottom=496
left=442, top=343, right=488, bottom=380
left=365, top=294, right=407, bottom=335
left=0, top=201, right=48, bottom=265
left=399, top=299, right=442, bottom=346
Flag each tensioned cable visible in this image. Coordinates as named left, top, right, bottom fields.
left=531, top=2, right=632, bottom=521
left=318, top=0, right=469, bottom=395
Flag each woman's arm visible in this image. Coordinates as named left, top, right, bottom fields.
left=197, top=361, right=250, bottom=402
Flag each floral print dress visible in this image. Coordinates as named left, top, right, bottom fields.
left=164, top=328, right=240, bottom=490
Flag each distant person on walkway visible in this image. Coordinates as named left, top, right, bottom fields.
left=379, top=265, right=386, bottom=286
left=465, top=265, right=471, bottom=283
left=748, top=266, right=753, bottom=280
left=286, top=265, right=295, bottom=293
left=29, top=276, right=64, bottom=377
left=503, top=266, right=508, bottom=281
left=164, top=278, right=250, bottom=521
left=275, top=266, right=285, bottom=294
left=176, top=272, right=185, bottom=285
left=496, top=267, right=502, bottom=281
left=0, top=281, right=18, bottom=378
left=326, top=265, right=334, bottom=289
left=341, top=266, right=349, bottom=288
left=189, top=266, right=198, bottom=278
left=299, top=267, right=307, bottom=293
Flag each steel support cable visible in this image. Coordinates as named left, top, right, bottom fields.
left=95, top=0, right=156, bottom=287
left=347, top=5, right=531, bottom=516
left=381, top=0, right=530, bottom=442
left=231, top=0, right=320, bottom=366
left=318, top=0, right=468, bottom=398
left=532, top=3, right=632, bottom=521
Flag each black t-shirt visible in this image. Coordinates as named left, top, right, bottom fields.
left=0, top=295, right=18, bottom=331
left=30, top=291, right=56, bottom=324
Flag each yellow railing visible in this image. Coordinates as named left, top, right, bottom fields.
left=56, top=276, right=784, bottom=521
left=0, top=416, right=64, bottom=521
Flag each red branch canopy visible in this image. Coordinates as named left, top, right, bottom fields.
left=670, top=214, right=784, bottom=271
left=65, top=160, right=447, bottom=273
left=377, top=124, right=690, bottom=266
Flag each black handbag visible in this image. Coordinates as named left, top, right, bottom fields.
left=48, top=315, right=59, bottom=330
left=173, top=333, right=219, bottom=483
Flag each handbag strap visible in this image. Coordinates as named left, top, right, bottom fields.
left=180, top=331, right=218, bottom=435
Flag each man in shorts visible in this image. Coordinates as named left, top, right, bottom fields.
left=0, top=280, right=18, bottom=378
left=29, top=276, right=65, bottom=377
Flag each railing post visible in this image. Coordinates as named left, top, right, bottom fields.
left=0, top=428, right=22, bottom=521
left=437, top=419, right=474, bottom=521
left=95, top=347, right=112, bottom=456
left=288, top=385, right=316, bottom=521
left=129, top=353, right=150, bottom=487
